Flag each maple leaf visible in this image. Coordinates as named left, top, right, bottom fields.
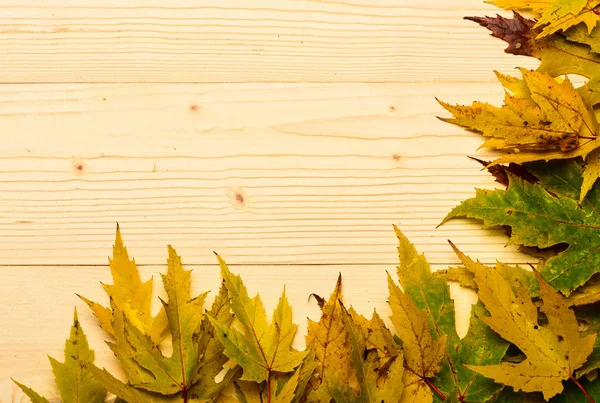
left=209, top=253, right=308, bottom=387
left=106, top=246, right=209, bottom=395
left=83, top=364, right=171, bottom=403
left=451, top=244, right=597, bottom=400
left=13, top=309, right=106, bottom=403
left=460, top=13, right=600, bottom=203
left=534, top=0, right=600, bottom=38
left=231, top=356, right=317, bottom=403
left=467, top=13, right=600, bottom=82
left=439, top=69, right=599, bottom=166
left=187, top=283, right=238, bottom=401
left=326, top=303, right=405, bottom=403
left=468, top=156, right=539, bottom=188
left=304, top=274, right=357, bottom=402
left=442, top=159, right=600, bottom=293
left=465, top=13, right=536, bottom=57
left=389, top=227, right=509, bottom=402
left=79, top=225, right=168, bottom=344
left=486, top=0, right=550, bottom=14
left=486, top=0, right=600, bottom=38
left=436, top=262, right=539, bottom=299
left=564, top=22, right=600, bottom=52
left=87, top=243, right=233, bottom=402
left=438, top=262, right=600, bottom=307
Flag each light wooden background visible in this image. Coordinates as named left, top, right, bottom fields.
left=0, top=1, right=540, bottom=401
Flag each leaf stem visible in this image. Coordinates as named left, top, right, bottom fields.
left=183, top=387, right=188, bottom=403
left=424, top=379, right=446, bottom=401
left=571, top=375, right=595, bottom=403
left=267, top=371, right=272, bottom=403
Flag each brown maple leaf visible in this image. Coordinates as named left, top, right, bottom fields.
left=465, top=12, right=536, bottom=57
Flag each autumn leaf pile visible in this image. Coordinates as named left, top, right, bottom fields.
left=14, top=0, right=600, bottom=402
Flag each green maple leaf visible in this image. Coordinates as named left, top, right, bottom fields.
left=442, top=159, right=600, bottom=294
left=13, top=309, right=106, bottom=403
left=209, top=254, right=308, bottom=384
left=390, top=227, right=509, bottom=402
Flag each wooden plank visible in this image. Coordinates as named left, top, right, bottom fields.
left=0, top=263, right=477, bottom=401
left=0, top=82, right=530, bottom=266
left=0, top=0, right=537, bottom=83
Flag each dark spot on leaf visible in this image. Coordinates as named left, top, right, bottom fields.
left=534, top=325, right=539, bottom=330
left=558, top=335, right=564, bottom=342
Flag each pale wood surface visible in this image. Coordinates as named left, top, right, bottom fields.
left=0, top=83, right=529, bottom=267
left=0, top=0, right=536, bottom=83
left=0, top=1, right=536, bottom=401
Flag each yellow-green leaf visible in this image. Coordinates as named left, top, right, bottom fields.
left=12, top=380, right=51, bottom=403
left=387, top=273, right=445, bottom=402
left=439, top=69, right=598, bottom=158
left=79, top=225, right=167, bottom=344
left=305, top=274, right=356, bottom=402
left=328, top=304, right=404, bottom=403
left=116, top=246, right=207, bottom=394
left=451, top=244, right=597, bottom=400
left=210, top=254, right=308, bottom=383
left=14, top=309, right=106, bottom=403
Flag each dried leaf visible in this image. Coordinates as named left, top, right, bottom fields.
left=305, top=275, right=356, bottom=402
left=14, top=309, right=106, bottom=403
left=327, top=304, right=404, bottom=403
left=439, top=69, right=599, bottom=163
left=468, top=13, right=600, bottom=85
left=465, top=13, right=535, bottom=57
left=209, top=254, right=308, bottom=383
left=79, top=225, right=168, bottom=344
left=442, top=159, right=600, bottom=293
left=107, top=247, right=209, bottom=395
left=390, top=227, right=508, bottom=402
left=534, top=0, right=600, bottom=38
left=451, top=244, right=597, bottom=399
left=486, top=0, right=550, bottom=14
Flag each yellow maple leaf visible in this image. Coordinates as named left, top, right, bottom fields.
left=79, top=225, right=168, bottom=344
left=451, top=243, right=597, bottom=400
left=439, top=69, right=600, bottom=202
left=327, top=303, right=405, bottom=403
left=304, top=275, right=357, bottom=401
left=486, top=0, right=551, bottom=14
left=535, top=0, right=600, bottom=38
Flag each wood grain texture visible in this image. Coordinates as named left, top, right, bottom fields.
left=0, top=1, right=537, bottom=400
left=0, top=0, right=537, bottom=83
left=0, top=264, right=477, bottom=401
left=0, top=82, right=531, bottom=267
